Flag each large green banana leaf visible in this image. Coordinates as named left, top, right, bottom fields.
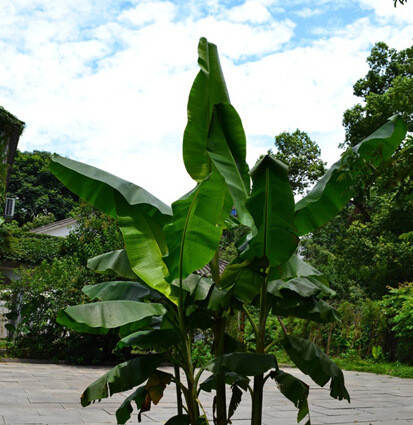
left=244, top=155, right=298, bottom=266
left=50, top=155, right=173, bottom=300
left=281, top=254, right=326, bottom=281
left=205, top=353, right=278, bottom=376
left=56, top=310, right=111, bottom=335
left=183, top=37, right=230, bottom=182
left=83, top=281, right=160, bottom=301
left=169, top=274, right=214, bottom=302
left=295, top=115, right=407, bottom=236
left=58, top=300, right=166, bottom=330
left=200, top=371, right=249, bottom=392
left=81, top=353, right=164, bottom=406
left=50, top=155, right=171, bottom=218
left=276, top=254, right=335, bottom=297
left=164, top=172, right=232, bottom=284
left=270, top=370, right=310, bottom=424
left=282, top=335, right=350, bottom=402
left=182, top=37, right=252, bottom=227
left=220, top=259, right=264, bottom=303
left=268, top=277, right=322, bottom=299
left=87, top=250, right=137, bottom=280
left=207, top=103, right=252, bottom=227
left=116, top=329, right=180, bottom=350
left=116, top=386, right=147, bottom=425
left=271, top=295, right=340, bottom=323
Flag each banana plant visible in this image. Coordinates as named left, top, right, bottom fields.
left=51, top=37, right=407, bottom=425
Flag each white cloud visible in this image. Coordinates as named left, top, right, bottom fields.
left=118, top=1, right=176, bottom=26
left=358, top=0, right=413, bottom=24
left=295, top=7, right=323, bottom=18
left=2, top=0, right=412, bottom=205
left=226, top=1, right=272, bottom=23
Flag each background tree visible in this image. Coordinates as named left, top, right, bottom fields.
left=7, top=150, right=79, bottom=225
left=342, top=42, right=413, bottom=148
left=303, top=42, right=413, bottom=299
left=268, top=129, right=326, bottom=195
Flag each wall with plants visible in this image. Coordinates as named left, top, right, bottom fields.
left=0, top=222, right=62, bottom=265
left=0, top=106, right=25, bottom=207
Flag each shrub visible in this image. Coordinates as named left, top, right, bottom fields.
left=381, top=282, right=413, bottom=364
left=5, top=257, right=118, bottom=363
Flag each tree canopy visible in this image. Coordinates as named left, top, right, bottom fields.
left=268, top=129, right=326, bottom=196
left=6, top=150, right=79, bottom=225
left=342, top=42, right=413, bottom=148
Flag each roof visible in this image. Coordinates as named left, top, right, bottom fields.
left=29, top=218, right=77, bottom=236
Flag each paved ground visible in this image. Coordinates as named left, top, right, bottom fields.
left=0, top=359, right=412, bottom=425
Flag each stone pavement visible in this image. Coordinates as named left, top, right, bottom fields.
left=1, top=359, right=412, bottom=425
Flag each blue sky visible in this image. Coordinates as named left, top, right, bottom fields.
left=1, top=0, right=412, bottom=204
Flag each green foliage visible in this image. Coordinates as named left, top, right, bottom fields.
left=0, top=106, right=24, bottom=136
left=5, top=204, right=124, bottom=363
left=7, top=150, right=79, bottom=224
left=191, top=337, right=213, bottom=368
left=49, top=38, right=405, bottom=425
left=343, top=42, right=413, bottom=148
left=5, top=257, right=118, bottom=363
left=302, top=193, right=413, bottom=298
left=21, top=213, right=56, bottom=231
left=269, top=129, right=326, bottom=195
left=0, top=106, right=24, bottom=210
left=381, top=282, right=413, bottom=364
left=62, top=204, right=124, bottom=264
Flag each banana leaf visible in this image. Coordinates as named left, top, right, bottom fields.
left=267, top=277, right=323, bottom=299
left=220, top=259, right=264, bottom=303
left=200, top=371, right=249, bottom=392
left=205, top=353, right=278, bottom=376
left=183, top=37, right=230, bottom=182
left=207, top=103, right=252, bottom=227
left=81, top=353, right=164, bottom=406
left=83, top=281, right=161, bottom=301
left=50, top=155, right=173, bottom=300
left=87, top=250, right=137, bottom=280
left=164, top=172, right=232, bottom=284
left=117, top=329, right=180, bottom=350
left=244, top=155, right=298, bottom=266
left=271, top=294, right=340, bottom=323
left=282, top=335, right=350, bottom=402
left=270, top=370, right=310, bottom=424
left=295, top=115, right=407, bottom=236
left=58, top=300, right=166, bottom=330
left=116, top=386, right=147, bottom=425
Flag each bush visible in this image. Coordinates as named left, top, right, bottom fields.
left=240, top=298, right=390, bottom=362
left=4, top=204, right=125, bottom=363
left=5, top=257, right=119, bottom=363
left=381, top=282, right=413, bottom=364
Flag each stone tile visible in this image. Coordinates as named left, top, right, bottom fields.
left=2, top=361, right=413, bottom=425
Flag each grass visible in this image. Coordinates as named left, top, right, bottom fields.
left=333, top=357, right=413, bottom=379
